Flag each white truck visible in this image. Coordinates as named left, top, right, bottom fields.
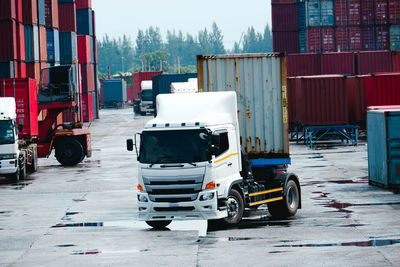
left=0, top=98, right=37, bottom=182
left=127, top=53, right=301, bottom=229
left=140, top=80, right=154, bottom=115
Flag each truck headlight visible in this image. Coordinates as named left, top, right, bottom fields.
left=138, top=195, right=148, bottom=202
left=0, top=153, right=17, bottom=160
left=200, top=192, right=214, bottom=201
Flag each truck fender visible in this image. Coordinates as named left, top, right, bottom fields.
left=226, top=178, right=245, bottom=200
left=282, top=173, right=302, bottom=209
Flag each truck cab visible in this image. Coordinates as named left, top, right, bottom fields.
left=140, top=81, right=154, bottom=115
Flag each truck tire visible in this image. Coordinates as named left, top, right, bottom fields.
left=146, top=220, right=171, bottom=229
left=7, top=164, right=20, bottom=183
left=28, top=147, right=38, bottom=173
left=267, top=179, right=299, bottom=219
left=223, top=188, right=244, bottom=226
left=19, top=157, right=26, bottom=181
left=55, top=138, right=84, bottom=166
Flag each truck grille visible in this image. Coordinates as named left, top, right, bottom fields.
left=143, top=174, right=203, bottom=202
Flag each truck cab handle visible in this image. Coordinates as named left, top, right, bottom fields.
left=227, top=162, right=232, bottom=166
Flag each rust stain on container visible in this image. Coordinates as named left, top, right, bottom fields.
left=255, top=137, right=261, bottom=152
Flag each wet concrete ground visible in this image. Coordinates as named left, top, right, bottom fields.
left=0, top=108, right=399, bottom=266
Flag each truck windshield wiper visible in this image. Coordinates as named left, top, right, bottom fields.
left=149, top=157, right=166, bottom=168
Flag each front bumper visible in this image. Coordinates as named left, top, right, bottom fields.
left=137, top=189, right=227, bottom=221
left=0, top=159, right=17, bottom=175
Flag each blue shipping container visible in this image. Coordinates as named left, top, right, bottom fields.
left=76, top=8, right=93, bottom=36
left=59, top=32, right=77, bottom=64
left=307, top=0, right=334, bottom=26
left=0, top=62, right=14, bottom=78
left=299, top=30, right=307, bottom=53
left=103, top=79, right=127, bottom=102
left=368, top=109, right=400, bottom=189
left=37, top=0, right=45, bottom=26
left=58, top=0, right=75, bottom=2
left=24, top=25, right=39, bottom=62
left=46, top=28, right=60, bottom=62
left=298, top=2, right=306, bottom=30
left=390, top=25, right=400, bottom=51
left=90, top=36, right=94, bottom=63
left=152, top=73, right=197, bottom=114
left=92, top=91, right=97, bottom=119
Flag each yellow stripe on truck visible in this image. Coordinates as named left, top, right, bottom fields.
left=249, top=187, right=283, bottom=197
left=249, top=197, right=283, bottom=206
left=214, top=153, right=239, bottom=164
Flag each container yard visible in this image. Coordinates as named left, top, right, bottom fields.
left=1, top=0, right=400, bottom=266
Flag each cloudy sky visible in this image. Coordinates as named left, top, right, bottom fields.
left=92, top=0, right=272, bottom=49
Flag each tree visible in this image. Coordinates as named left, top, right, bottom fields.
left=209, top=22, right=225, bottom=54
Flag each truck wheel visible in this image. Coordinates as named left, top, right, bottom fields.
left=7, top=164, right=20, bottom=183
left=267, top=180, right=299, bottom=219
left=19, top=159, right=26, bottom=181
left=223, top=188, right=244, bottom=226
left=28, top=148, right=38, bottom=173
left=146, top=220, right=172, bottom=229
left=55, top=138, right=84, bottom=166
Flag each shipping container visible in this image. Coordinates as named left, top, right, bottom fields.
left=38, top=26, right=47, bottom=62
left=152, top=73, right=197, bottom=113
left=46, top=28, right=60, bottom=62
left=0, top=78, right=38, bottom=139
left=76, top=0, right=91, bottom=9
left=16, top=62, right=26, bottom=78
left=361, top=0, right=374, bottom=25
left=92, top=91, right=97, bottom=119
left=91, top=10, right=96, bottom=37
left=0, top=0, right=16, bottom=20
left=287, top=77, right=297, bottom=124
left=361, top=26, right=375, bottom=50
left=375, top=0, right=388, bottom=25
left=345, top=75, right=367, bottom=125
left=299, top=30, right=307, bottom=53
left=365, top=73, right=400, bottom=107
left=375, top=25, right=389, bottom=51
left=26, top=62, right=40, bottom=86
left=389, top=0, right=400, bottom=24
left=76, top=8, right=93, bottom=36
left=389, top=26, right=400, bottom=51
left=81, top=92, right=93, bottom=122
left=197, top=53, right=289, bottom=157
left=77, top=35, right=91, bottom=63
left=22, top=0, right=38, bottom=24
left=92, top=36, right=97, bottom=62
left=58, top=0, right=75, bottom=2
left=307, top=28, right=320, bottom=52
left=287, top=53, right=320, bottom=76
left=392, top=51, right=400, bottom=71
left=59, top=31, right=77, bottom=64
left=37, top=0, right=45, bottom=26
left=0, top=20, right=17, bottom=61
left=102, top=79, right=127, bottom=103
left=293, top=75, right=348, bottom=126
left=272, top=4, right=298, bottom=31
left=80, top=63, right=94, bottom=92
left=132, top=71, right=163, bottom=100
left=58, top=2, right=76, bottom=32
left=321, top=52, right=355, bottom=75
left=357, top=50, right=392, bottom=74
left=273, top=31, right=299, bottom=53
left=307, top=0, right=334, bottom=27
left=321, top=27, right=335, bottom=52
left=335, top=0, right=361, bottom=26
left=16, top=23, right=25, bottom=61
left=0, top=61, right=15, bottom=78
left=368, top=109, right=400, bottom=189
left=24, top=24, right=39, bottom=62
left=298, top=2, right=306, bottom=30
left=15, top=0, right=23, bottom=23
left=271, top=0, right=296, bottom=3
left=336, top=27, right=362, bottom=51
left=45, top=0, right=59, bottom=28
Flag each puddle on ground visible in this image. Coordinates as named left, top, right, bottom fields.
left=321, top=200, right=400, bottom=214
left=303, top=165, right=328, bottom=168
left=11, top=182, right=31, bottom=190
left=276, top=239, right=400, bottom=248
left=52, top=222, right=104, bottom=228
left=56, top=244, right=76, bottom=247
left=0, top=211, right=12, bottom=215
left=197, top=236, right=298, bottom=245
left=72, top=250, right=102, bottom=255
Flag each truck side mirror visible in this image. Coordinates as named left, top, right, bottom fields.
left=210, top=133, right=220, bottom=146
left=127, top=139, right=134, bottom=151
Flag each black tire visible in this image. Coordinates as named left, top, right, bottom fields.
left=19, top=158, right=26, bottom=181
left=55, top=138, right=84, bottom=166
left=28, top=147, right=38, bottom=173
left=146, top=220, right=172, bottom=229
left=140, top=112, right=145, bottom=116
left=7, top=164, right=19, bottom=183
left=223, top=188, right=244, bottom=226
left=268, top=179, right=299, bottom=219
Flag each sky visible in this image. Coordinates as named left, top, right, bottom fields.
left=92, top=0, right=272, bottom=50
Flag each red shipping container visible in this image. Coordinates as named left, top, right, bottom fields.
left=321, top=27, right=335, bottom=52
left=16, top=23, right=25, bottom=61
left=22, top=0, right=38, bottom=25
left=335, top=0, right=361, bottom=26
left=365, top=73, right=400, bottom=107
left=81, top=63, right=95, bottom=92
left=15, top=0, right=23, bottom=23
left=26, top=62, right=41, bottom=88
left=45, top=0, right=59, bottom=29
left=272, top=4, right=298, bottom=32
left=361, top=26, right=375, bottom=50
left=273, top=31, right=299, bottom=53
left=132, top=71, right=163, bottom=99
left=81, top=92, right=93, bottom=122
left=336, top=27, right=361, bottom=51
left=375, top=0, right=388, bottom=24
left=392, top=51, right=400, bottom=72
left=287, top=77, right=297, bottom=124
left=0, top=0, right=16, bottom=20
left=361, top=0, right=374, bottom=25
left=375, top=26, right=389, bottom=50
left=93, top=37, right=97, bottom=63
left=0, top=20, right=17, bottom=61
left=0, top=78, right=38, bottom=139
left=321, top=52, right=355, bottom=75
left=77, top=35, right=91, bottom=63
left=76, top=0, right=92, bottom=9
left=348, top=27, right=362, bottom=51
left=287, top=53, right=321, bottom=77
left=126, top=87, right=134, bottom=103
left=16, top=62, right=26, bottom=78
left=389, top=0, right=400, bottom=24
left=348, top=0, right=361, bottom=25
left=294, top=75, right=348, bottom=126
left=58, top=2, right=76, bottom=32
left=307, top=28, right=321, bottom=53
left=357, top=50, right=392, bottom=74
left=92, top=10, right=96, bottom=37
left=39, top=26, right=47, bottom=62
left=346, top=75, right=367, bottom=126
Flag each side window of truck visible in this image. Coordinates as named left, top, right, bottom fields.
left=216, top=132, right=229, bottom=156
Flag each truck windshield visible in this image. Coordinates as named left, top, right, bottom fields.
left=141, top=90, right=152, bottom=101
left=0, top=120, right=15, bottom=144
left=139, top=129, right=210, bottom=164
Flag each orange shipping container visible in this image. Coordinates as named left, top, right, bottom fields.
left=39, top=26, right=47, bottom=62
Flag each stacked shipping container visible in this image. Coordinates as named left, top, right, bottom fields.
left=273, top=0, right=400, bottom=53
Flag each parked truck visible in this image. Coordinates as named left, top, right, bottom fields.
left=127, top=53, right=301, bottom=229
left=0, top=65, right=92, bottom=182
left=139, top=81, right=154, bottom=115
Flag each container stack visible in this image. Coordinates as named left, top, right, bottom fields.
left=273, top=0, right=400, bottom=53
left=130, top=71, right=163, bottom=104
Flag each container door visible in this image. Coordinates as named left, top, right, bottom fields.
left=387, top=112, right=400, bottom=186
